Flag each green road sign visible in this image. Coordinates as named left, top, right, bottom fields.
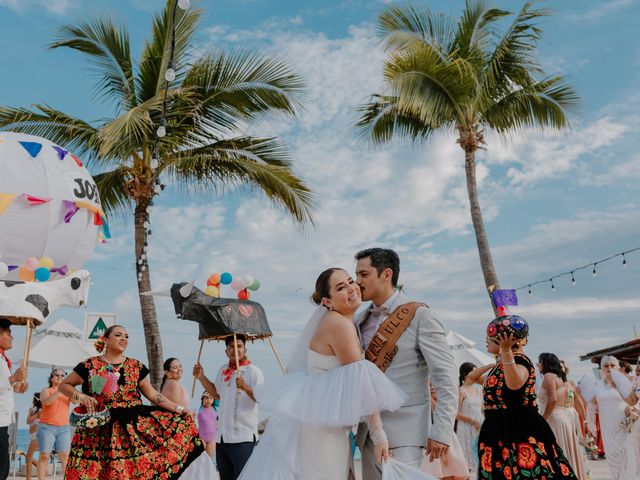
left=88, top=317, right=108, bottom=339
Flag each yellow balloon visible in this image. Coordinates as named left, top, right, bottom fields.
left=39, top=257, right=54, bottom=269
left=204, top=285, right=219, bottom=297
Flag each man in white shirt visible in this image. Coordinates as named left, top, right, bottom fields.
left=194, top=334, right=264, bottom=480
left=0, top=319, right=27, bottom=479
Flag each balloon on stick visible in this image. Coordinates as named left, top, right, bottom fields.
left=241, top=275, right=254, bottom=289
left=34, top=267, right=51, bottom=282
left=39, top=257, right=54, bottom=269
left=204, top=285, right=220, bottom=297
left=18, top=267, right=35, bottom=282
left=24, top=257, right=39, bottom=271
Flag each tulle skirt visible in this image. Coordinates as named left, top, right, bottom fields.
left=238, top=360, right=407, bottom=480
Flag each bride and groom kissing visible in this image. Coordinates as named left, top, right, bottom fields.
left=238, top=248, right=458, bottom=480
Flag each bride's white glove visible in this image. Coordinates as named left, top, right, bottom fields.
left=367, top=412, right=390, bottom=464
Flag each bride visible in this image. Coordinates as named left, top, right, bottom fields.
left=238, top=268, right=408, bottom=480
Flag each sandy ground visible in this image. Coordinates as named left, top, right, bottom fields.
left=352, top=459, right=612, bottom=480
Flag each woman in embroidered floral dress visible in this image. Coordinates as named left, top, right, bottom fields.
left=478, top=315, right=576, bottom=480
left=59, top=325, right=217, bottom=480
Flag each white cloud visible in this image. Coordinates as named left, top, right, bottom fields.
left=0, top=0, right=77, bottom=14
left=566, top=0, right=635, bottom=22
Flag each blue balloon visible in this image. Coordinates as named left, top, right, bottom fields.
left=34, top=267, right=51, bottom=282
left=220, top=272, right=233, bottom=285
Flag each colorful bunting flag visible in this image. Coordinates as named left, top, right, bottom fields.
left=19, top=193, right=51, bottom=206
left=62, top=200, right=79, bottom=223
left=70, top=154, right=83, bottom=167
left=52, top=146, right=68, bottom=160
left=18, top=141, right=43, bottom=158
left=0, top=193, right=17, bottom=214
left=492, top=289, right=519, bottom=308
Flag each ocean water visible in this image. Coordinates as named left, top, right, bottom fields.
left=16, top=429, right=30, bottom=452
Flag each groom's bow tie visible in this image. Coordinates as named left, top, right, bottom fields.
left=370, top=304, right=389, bottom=316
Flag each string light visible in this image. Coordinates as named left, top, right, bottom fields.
left=164, top=67, right=176, bottom=82
left=515, top=246, right=640, bottom=295
left=177, top=0, right=191, bottom=9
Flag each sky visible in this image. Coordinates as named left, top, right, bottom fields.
left=1, top=0, right=639, bottom=422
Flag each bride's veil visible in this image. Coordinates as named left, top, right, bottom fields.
left=286, top=305, right=327, bottom=372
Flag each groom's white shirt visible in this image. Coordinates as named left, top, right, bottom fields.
left=356, top=290, right=458, bottom=448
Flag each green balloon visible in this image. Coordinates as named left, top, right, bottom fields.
left=248, top=278, right=260, bottom=291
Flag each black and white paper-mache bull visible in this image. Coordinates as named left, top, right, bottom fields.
left=145, top=281, right=284, bottom=396
left=0, top=270, right=91, bottom=384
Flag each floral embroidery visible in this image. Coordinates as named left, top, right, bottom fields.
left=66, top=357, right=202, bottom=480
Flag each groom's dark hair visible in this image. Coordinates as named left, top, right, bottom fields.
left=355, top=248, right=400, bottom=287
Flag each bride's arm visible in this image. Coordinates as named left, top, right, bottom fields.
left=366, top=411, right=390, bottom=463
left=326, top=313, right=362, bottom=365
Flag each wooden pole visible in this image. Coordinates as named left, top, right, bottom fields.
left=191, top=339, right=205, bottom=398
left=232, top=332, right=242, bottom=391
left=267, top=337, right=286, bottom=373
left=18, top=318, right=34, bottom=390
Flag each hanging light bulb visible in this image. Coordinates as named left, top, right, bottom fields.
left=151, top=157, right=158, bottom=169
left=146, top=206, right=152, bottom=214
left=154, top=184, right=162, bottom=194
left=141, top=254, right=146, bottom=260
left=571, top=272, right=576, bottom=285
left=177, top=0, right=191, bottom=9
left=137, top=259, right=143, bottom=265
left=622, top=253, right=628, bottom=268
left=156, top=125, right=166, bottom=138
left=143, top=221, right=150, bottom=228
left=164, top=67, right=176, bottom=82
left=141, top=265, right=146, bottom=271
left=592, top=263, right=597, bottom=277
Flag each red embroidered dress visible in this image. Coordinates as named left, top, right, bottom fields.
left=478, top=354, right=576, bottom=480
left=65, top=356, right=203, bottom=480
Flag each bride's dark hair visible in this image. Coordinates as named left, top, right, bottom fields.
left=311, top=268, right=342, bottom=305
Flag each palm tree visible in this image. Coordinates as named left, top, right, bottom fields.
left=357, top=1, right=578, bottom=313
left=0, top=1, right=314, bottom=386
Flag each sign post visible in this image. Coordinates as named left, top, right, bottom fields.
left=84, top=312, right=117, bottom=341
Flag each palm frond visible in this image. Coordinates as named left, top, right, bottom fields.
left=379, top=5, right=457, bottom=56
left=453, top=1, right=509, bottom=58
left=137, top=2, right=201, bottom=103
left=177, top=51, right=305, bottom=139
left=93, top=167, right=133, bottom=217
left=482, top=75, right=579, bottom=133
left=50, top=18, right=136, bottom=111
left=484, top=1, right=549, bottom=92
left=356, top=94, right=437, bottom=144
left=0, top=103, right=106, bottom=164
left=383, top=44, right=477, bottom=124
left=164, top=136, right=315, bottom=225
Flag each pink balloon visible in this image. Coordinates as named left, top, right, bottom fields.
left=231, top=279, right=244, bottom=291
left=24, top=257, right=40, bottom=271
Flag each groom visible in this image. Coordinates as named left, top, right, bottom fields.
left=354, top=248, right=458, bottom=478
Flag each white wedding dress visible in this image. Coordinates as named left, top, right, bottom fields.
left=237, top=349, right=407, bottom=480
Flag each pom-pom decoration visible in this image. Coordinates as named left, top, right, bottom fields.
left=94, top=336, right=106, bottom=353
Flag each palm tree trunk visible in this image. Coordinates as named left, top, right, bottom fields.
left=463, top=147, right=501, bottom=315
left=134, top=201, right=164, bottom=388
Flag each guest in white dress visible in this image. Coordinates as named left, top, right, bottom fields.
left=237, top=268, right=408, bottom=480
left=579, top=355, right=640, bottom=480
left=454, top=362, right=487, bottom=477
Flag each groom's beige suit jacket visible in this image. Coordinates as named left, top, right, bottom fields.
left=355, top=291, right=458, bottom=448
